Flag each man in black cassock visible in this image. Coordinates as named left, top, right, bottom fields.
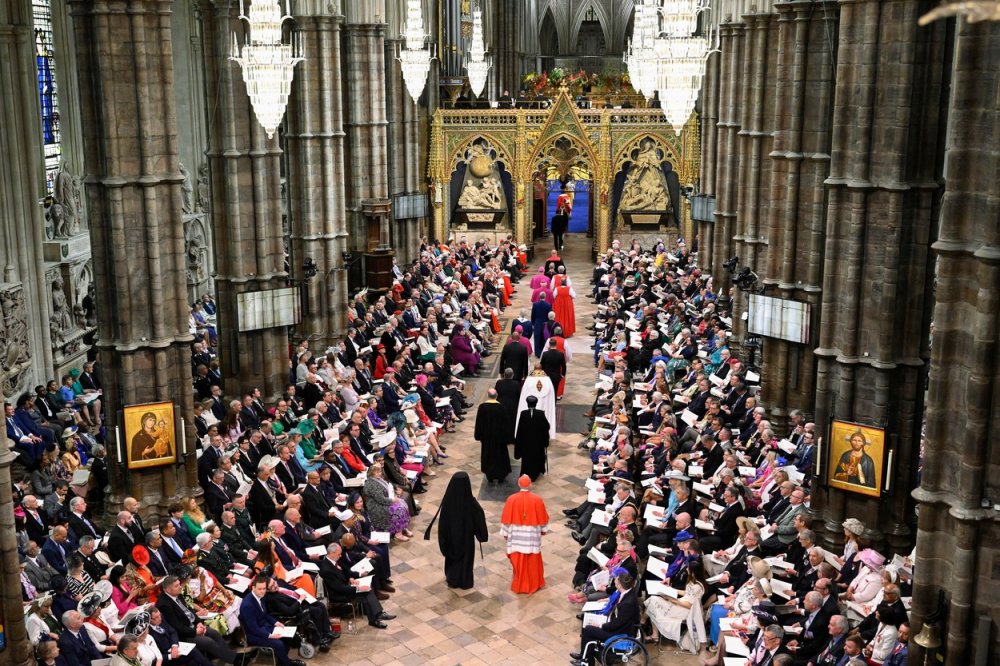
left=475, top=389, right=512, bottom=484
left=495, top=369, right=521, bottom=425
left=499, top=332, right=529, bottom=381
left=539, top=339, right=567, bottom=401
left=515, top=395, right=550, bottom=481
left=425, top=471, right=488, bottom=589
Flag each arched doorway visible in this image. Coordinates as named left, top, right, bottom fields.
left=531, top=135, right=596, bottom=246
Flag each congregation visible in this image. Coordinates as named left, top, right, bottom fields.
left=562, top=238, right=912, bottom=666
left=9, top=236, right=532, bottom=666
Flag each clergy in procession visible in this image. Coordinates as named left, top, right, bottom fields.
left=516, top=368, right=557, bottom=440
left=514, top=395, right=550, bottom=481
left=551, top=267, right=577, bottom=337
left=500, top=475, right=550, bottom=594
left=540, top=338, right=567, bottom=401
left=475, top=389, right=512, bottom=485
left=530, top=293, right=552, bottom=357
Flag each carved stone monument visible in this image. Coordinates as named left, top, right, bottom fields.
left=454, top=141, right=509, bottom=233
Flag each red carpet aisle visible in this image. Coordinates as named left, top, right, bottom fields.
left=316, top=235, right=698, bottom=665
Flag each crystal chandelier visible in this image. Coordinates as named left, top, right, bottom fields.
left=230, top=0, right=304, bottom=139
left=628, top=0, right=717, bottom=132
left=465, top=6, right=491, bottom=98
left=398, top=0, right=435, bottom=103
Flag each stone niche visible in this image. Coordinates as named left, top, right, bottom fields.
left=48, top=258, right=97, bottom=374
left=0, top=284, right=33, bottom=398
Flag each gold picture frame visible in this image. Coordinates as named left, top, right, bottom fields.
left=827, top=420, right=885, bottom=498
left=123, top=401, right=177, bottom=469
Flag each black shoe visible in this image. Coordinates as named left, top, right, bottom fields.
left=378, top=612, right=397, bottom=620
left=289, top=660, right=307, bottom=666
left=576, top=613, right=584, bottom=620
left=569, top=652, right=582, bottom=661
left=563, top=509, right=578, bottom=516
left=368, top=620, right=389, bottom=629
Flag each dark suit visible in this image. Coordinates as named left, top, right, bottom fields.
left=580, top=588, right=641, bottom=657
left=107, top=525, right=136, bottom=564
left=77, top=548, right=105, bottom=583
left=318, top=556, right=383, bottom=623
left=57, top=628, right=103, bottom=664
left=219, top=523, right=254, bottom=564
left=156, top=593, right=237, bottom=663
left=249, top=479, right=284, bottom=530
left=204, top=482, right=233, bottom=522
left=499, top=340, right=529, bottom=381
left=700, top=500, right=745, bottom=552
left=240, top=593, right=292, bottom=666
left=149, top=620, right=214, bottom=666
left=146, top=547, right=171, bottom=577
left=67, top=511, right=103, bottom=540
left=41, top=537, right=68, bottom=575
left=198, top=446, right=223, bottom=489
left=24, top=554, right=59, bottom=591
left=301, top=484, right=332, bottom=529
left=23, top=508, right=48, bottom=544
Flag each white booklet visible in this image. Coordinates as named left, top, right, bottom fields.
left=177, top=642, right=197, bottom=656
left=725, top=635, right=750, bottom=657
left=587, top=547, right=609, bottom=568
left=582, top=612, right=605, bottom=628
left=273, top=626, right=298, bottom=638
left=305, top=545, right=326, bottom=557
left=350, top=558, right=375, bottom=575
left=646, top=580, right=678, bottom=598
left=351, top=575, right=374, bottom=589
left=369, top=531, right=390, bottom=544
left=646, top=556, right=670, bottom=579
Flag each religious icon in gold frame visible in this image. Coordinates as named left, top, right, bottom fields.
left=123, top=401, right=177, bottom=469
left=827, top=420, right=885, bottom=498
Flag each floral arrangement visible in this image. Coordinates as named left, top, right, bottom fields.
left=520, top=69, right=634, bottom=97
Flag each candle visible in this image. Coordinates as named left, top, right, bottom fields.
left=884, top=449, right=893, bottom=492
left=180, top=417, right=187, bottom=458
left=115, top=425, right=123, bottom=464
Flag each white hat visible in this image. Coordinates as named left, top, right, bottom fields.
left=405, top=410, right=419, bottom=425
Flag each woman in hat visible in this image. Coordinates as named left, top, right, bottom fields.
left=124, top=544, right=159, bottom=604
left=121, top=611, right=161, bottom=666
left=373, top=344, right=390, bottom=379
left=362, top=464, right=413, bottom=541
left=645, top=556, right=707, bottom=651
left=837, top=518, right=867, bottom=584
left=181, top=496, right=208, bottom=539
left=844, top=549, right=885, bottom=605
left=79, top=590, right=117, bottom=654
left=179, top=550, right=241, bottom=636
left=26, top=593, right=61, bottom=642
left=706, top=556, right=773, bottom=653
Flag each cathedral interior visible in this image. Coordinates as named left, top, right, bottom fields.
left=1, top=0, right=999, bottom=664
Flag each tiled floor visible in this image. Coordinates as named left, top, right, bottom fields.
left=315, top=235, right=704, bottom=665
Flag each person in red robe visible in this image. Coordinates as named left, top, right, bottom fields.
left=552, top=280, right=576, bottom=337
left=500, top=475, right=550, bottom=594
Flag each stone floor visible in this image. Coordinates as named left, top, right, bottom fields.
left=313, top=234, right=704, bottom=665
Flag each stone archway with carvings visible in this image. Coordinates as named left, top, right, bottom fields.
left=428, top=89, right=700, bottom=253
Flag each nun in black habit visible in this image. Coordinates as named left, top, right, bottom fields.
left=514, top=395, right=551, bottom=481
left=424, top=471, right=489, bottom=589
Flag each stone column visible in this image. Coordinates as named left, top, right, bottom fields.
left=0, top=391, right=30, bottom=664
left=910, top=17, right=1000, bottom=666
left=68, top=0, right=199, bottom=509
left=759, top=0, right=837, bottom=425
left=697, top=49, right=721, bottom=259
left=286, top=3, right=349, bottom=346
left=811, top=0, right=947, bottom=553
left=200, top=0, right=289, bottom=398
left=709, top=19, right=745, bottom=290
left=0, top=0, right=55, bottom=395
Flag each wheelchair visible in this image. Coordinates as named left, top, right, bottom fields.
left=581, top=630, right=649, bottom=666
left=264, top=605, right=324, bottom=660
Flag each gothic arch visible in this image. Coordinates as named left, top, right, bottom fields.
left=614, top=0, right=637, bottom=53
left=538, top=3, right=563, bottom=56
left=529, top=131, right=600, bottom=183
left=568, top=0, right=613, bottom=55
left=613, top=134, right=682, bottom=176
left=449, top=134, right=514, bottom=175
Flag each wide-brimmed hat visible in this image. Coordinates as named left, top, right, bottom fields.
left=756, top=578, right=773, bottom=597
left=131, top=545, right=150, bottom=566
left=94, top=580, right=113, bottom=603
left=842, top=518, right=865, bottom=537
left=858, top=548, right=885, bottom=570
left=736, top=516, right=760, bottom=535
left=124, top=610, right=151, bottom=635
left=61, top=426, right=79, bottom=440
left=751, top=601, right=778, bottom=625
left=295, top=420, right=316, bottom=436
left=78, top=591, right=103, bottom=617
left=663, top=470, right=690, bottom=482
left=673, top=529, right=695, bottom=543
left=748, top=555, right=772, bottom=581
left=405, top=410, right=419, bottom=425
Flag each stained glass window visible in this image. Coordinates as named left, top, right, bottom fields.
left=33, top=0, right=61, bottom=194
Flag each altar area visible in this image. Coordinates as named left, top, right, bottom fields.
left=428, top=89, right=702, bottom=254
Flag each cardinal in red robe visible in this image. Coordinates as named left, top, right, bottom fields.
left=500, top=475, right=550, bottom=594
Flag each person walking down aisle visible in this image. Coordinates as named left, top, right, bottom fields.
left=500, top=475, right=549, bottom=594
left=424, top=472, right=488, bottom=589
left=551, top=268, right=577, bottom=337
left=476, top=389, right=512, bottom=484
left=514, top=396, right=550, bottom=481
left=531, top=293, right=552, bottom=357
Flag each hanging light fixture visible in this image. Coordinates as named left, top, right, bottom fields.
left=230, top=0, right=304, bottom=139
left=465, top=5, right=491, bottom=98
left=629, top=0, right=717, bottom=132
left=398, top=0, right=435, bottom=103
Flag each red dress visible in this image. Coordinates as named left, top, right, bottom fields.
left=552, top=285, right=576, bottom=337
